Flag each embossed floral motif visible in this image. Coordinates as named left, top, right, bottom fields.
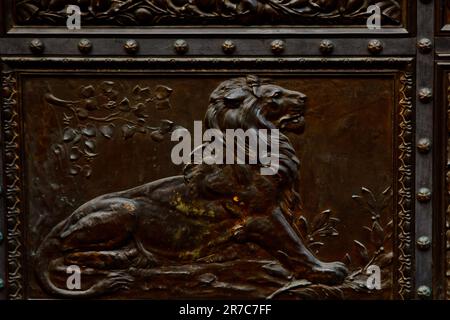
left=15, top=0, right=402, bottom=25
left=285, top=186, right=394, bottom=299
left=348, top=187, right=394, bottom=281
left=45, top=81, right=176, bottom=177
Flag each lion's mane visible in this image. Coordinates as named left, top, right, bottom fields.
left=185, top=75, right=302, bottom=220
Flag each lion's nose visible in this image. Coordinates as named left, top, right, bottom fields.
left=297, top=93, right=307, bottom=103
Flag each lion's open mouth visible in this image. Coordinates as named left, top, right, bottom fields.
left=278, top=114, right=305, bottom=130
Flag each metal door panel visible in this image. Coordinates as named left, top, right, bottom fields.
left=0, top=0, right=448, bottom=301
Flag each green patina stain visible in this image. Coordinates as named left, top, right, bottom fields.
left=179, top=248, right=203, bottom=260
left=171, top=195, right=216, bottom=218
left=173, top=227, right=184, bottom=242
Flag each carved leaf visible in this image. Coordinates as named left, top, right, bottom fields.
left=296, top=216, right=308, bottom=236
left=81, top=124, right=97, bottom=137
left=15, top=3, right=40, bottom=22
left=329, top=217, right=340, bottom=226
left=102, top=100, right=117, bottom=109
left=385, top=220, right=394, bottom=240
left=352, top=194, right=369, bottom=212
left=376, top=252, right=393, bottom=268
left=133, top=85, right=151, bottom=97
left=312, top=209, right=331, bottom=231
left=353, top=240, right=369, bottom=263
left=80, top=85, right=96, bottom=98
left=103, top=88, right=119, bottom=102
left=69, top=146, right=82, bottom=161
left=52, top=144, right=64, bottom=157
left=160, top=120, right=175, bottom=134
left=344, top=253, right=352, bottom=265
left=82, top=165, right=92, bottom=178
left=154, top=85, right=173, bottom=100
left=133, top=103, right=147, bottom=118
left=150, top=131, right=165, bottom=142
left=84, top=99, right=98, bottom=111
left=63, top=127, right=76, bottom=142
left=370, top=221, right=385, bottom=247
left=379, top=186, right=393, bottom=211
left=99, top=124, right=115, bottom=139
left=73, top=131, right=82, bottom=144
left=122, top=124, right=136, bottom=139
left=69, top=165, right=82, bottom=176
left=84, top=140, right=96, bottom=153
left=308, top=242, right=324, bottom=252
left=76, top=108, right=89, bottom=120
left=155, top=99, right=172, bottom=110
left=119, top=98, right=131, bottom=112
left=100, top=81, right=115, bottom=93
left=361, top=187, right=376, bottom=210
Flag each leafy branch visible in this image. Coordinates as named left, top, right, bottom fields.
left=295, top=209, right=340, bottom=254
left=45, top=81, right=176, bottom=177
left=348, top=187, right=393, bottom=279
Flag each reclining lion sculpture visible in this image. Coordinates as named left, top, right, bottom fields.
left=35, top=75, right=348, bottom=298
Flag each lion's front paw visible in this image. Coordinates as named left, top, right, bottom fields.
left=305, top=261, right=348, bottom=285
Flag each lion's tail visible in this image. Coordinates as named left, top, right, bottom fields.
left=34, top=222, right=111, bottom=298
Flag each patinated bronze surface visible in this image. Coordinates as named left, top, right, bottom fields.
left=13, top=0, right=403, bottom=26
left=2, top=0, right=450, bottom=301
left=8, top=71, right=400, bottom=299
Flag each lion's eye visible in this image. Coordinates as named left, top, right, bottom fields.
left=272, top=91, right=282, bottom=99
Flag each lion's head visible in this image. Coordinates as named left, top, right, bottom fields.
left=205, top=75, right=307, bottom=134
left=186, top=76, right=304, bottom=219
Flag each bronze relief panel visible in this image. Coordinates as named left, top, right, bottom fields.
left=1, top=60, right=413, bottom=299
left=11, top=0, right=407, bottom=28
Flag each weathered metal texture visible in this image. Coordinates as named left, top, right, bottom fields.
left=0, top=0, right=449, bottom=301
left=11, top=0, right=405, bottom=26
left=415, top=0, right=434, bottom=300
left=2, top=0, right=414, bottom=35
left=0, top=57, right=413, bottom=299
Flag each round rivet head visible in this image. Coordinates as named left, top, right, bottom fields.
left=417, top=285, right=431, bottom=299
left=29, top=39, right=44, bottom=54
left=222, top=40, right=236, bottom=55
left=78, top=39, right=92, bottom=54
left=368, top=39, right=383, bottom=55
left=417, top=38, right=433, bottom=54
left=418, top=88, right=433, bottom=103
left=417, top=236, right=431, bottom=251
left=417, top=138, right=431, bottom=154
left=271, top=40, right=285, bottom=55
left=319, top=39, right=334, bottom=55
left=417, top=188, right=431, bottom=202
left=124, top=39, right=139, bottom=54
left=174, top=39, right=188, bottom=55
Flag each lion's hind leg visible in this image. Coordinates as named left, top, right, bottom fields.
left=59, top=199, right=138, bottom=252
left=64, top=248, right=140, bottom=270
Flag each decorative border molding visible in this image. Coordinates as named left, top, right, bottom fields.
left=1, top=71, right=24, bottom=300
left=2, top=0, right=414, bottom=35
left=397, top=69, right=414, bottom=299
left=0, top=57, right=414, bottom=299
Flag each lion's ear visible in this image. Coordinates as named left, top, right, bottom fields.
left=223, top=88, right=247, bottom=108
